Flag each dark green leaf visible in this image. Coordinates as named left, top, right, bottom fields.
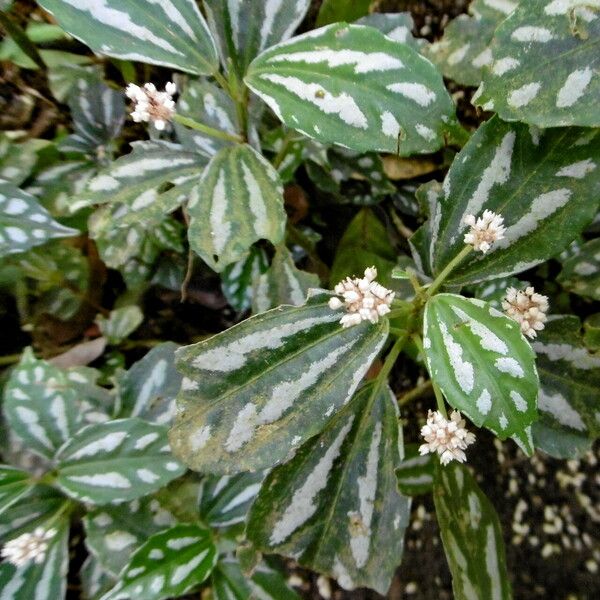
left=395, top=444, right=434, bottom=496
left=0, top=466, right=32, bottom=516
left=558, top=238, right=600, bottom=300
left=222, top=247, right=269, bottom=313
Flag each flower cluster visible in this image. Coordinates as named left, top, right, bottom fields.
left=419, top=410, right=476, bottom=465
left=463, top=210, right=506, bottom=253
left=502, top=286, right=549, bottom=339
left=328, top=267, right=395, bottom=328
left=125, top=82, right=176, bottom=130
left=1, top=527, right=57, bottom=567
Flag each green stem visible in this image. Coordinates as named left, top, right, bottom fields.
left=272, top=130, right=296, bottom=169
left=0, top=353, right=22, bottom=367
left=398, top=380, right=433, bottom=406
left=407, top=269, right=423, bottom=296
left=426, top=245, right=472, bottom=298
left=432, top=381, right=448, bottom=417
left=387, top=306, right=412, bottom=319
left=172, top=113, right=242, bottom=143
left=371, top=333, right=408, bottom=399
left=212, top=70, right=232, bottom=96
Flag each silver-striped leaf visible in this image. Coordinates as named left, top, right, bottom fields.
left=222, top=247, right=269, bottom=313
left=99, top=524, right=217, bottom=600
left=531, top=315, right=600, bottom=458
left=187, top=143, right=286, bottom=272
left=252, top=245, right=319, bottom=313
left=558, top=238, right=600, bottom=300
left=3, top=348, right=85, bottom=460
left=204, top=0, right=311, bottom=76
left=38, top=0, right=218, bottom=76
left=433, top=462, right=512, bottom=600
left=84, top=496, right=178, bottom=577
left=169, top=290, right=389, bottom=474
left=246, top=383, right=410, bottom=595
left=245, top=23, right=456, bottom=154
left=0, top=181, right=77, bottom=257
left=427, top=117, right=600, bottom=286
left=95, top=306, right=143, bottom=345
left=80, top=555, right=116, bottom=600
left=55, top=418, right=186, bottom=504
left=475, top=0, right=600, bottom=126
left=395, top=444, right=434, bottom=496
left=0, top=466, right=32, bottom=516
left=0, top=135, right=48, bottom=186
left=426, top=0, right=517, bottom=86
left=423, top=294, right=538, bottom=448
left=356, top=12, right=427, bottom=52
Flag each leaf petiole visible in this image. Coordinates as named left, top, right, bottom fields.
left=172, top=113, right=242, bottom=143
left=426, top=245, right=472, bottom=298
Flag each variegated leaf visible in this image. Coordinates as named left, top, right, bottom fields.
left=99, top=524, right=217, bottom=600
left=169, top=291, right=389, bottom=473
left=558, top=238, right=600, bottom=300
left=222, top=247, right=269, bottom=313
left=470, top=275, right=525, bottom=311
left=356, top=12, right=427, bottom=52
left=245, top=23, right=457, bottom=154
left=252, top=246, right=319, bottom=313
left=55, top=418, right=186, bottom=504
left=531, top=316, right=600, bottom=458
left=423, top=294, right=538, bottom=447
left=0, top=135, right=47, bottom=185
left=428, top=117, right=600, bottom=286
left=247, top=383, right=410, bottom=595
left=475, top=0, right=600, bottom=126
left=3, top=348, right=85, bottom=460
left=80, top=555, right=116, bottom=600
left=584, top=312, right=600, bottom=350
left=426, top=0, right=517, bottom=86
left=187, top=144, right=286, bottom=271
left=38, top=0, right=218, bottom=76
left=204, top=0, right=311, bottom=75
left=95, top=306, right=143, bottom=345
left=433, top=462, right=511, bottom=600
left=0, top=466, right=32, bottom=516
left=84, top=496, right=177, bottom=577
left=395, top=445, right=434, bottom=496
left=0, top=181, right=77, bottom=257
left=199, top=471, right=265, bottom=528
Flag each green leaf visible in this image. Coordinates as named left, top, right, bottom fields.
left=96, top=306, right=143, bottom=345
left=0, top=135, right=48, bottom=185
left=84, top=496, right=178, bottom=577
left=0, top=181, right=77, bottom=257
left=38, top=0, right=218, bottom=76
left=428, top=117, right=600, bottom=286
left=395, top=444, right=434, bottom=496
left=0, top=466, right=32, bottom=516
left=169, top=290, right=389, bottom=473
left=558, top=238, right=600, bottom=300
left=423, top=294, right=538, bottom=447
left=187, top=143, right=286, bottom=271
left=316, top=0, right=371, bottom=27
left=470, top=275, right=525, bottom=311
left=3, top=348, right=85, bottom=459
left=55, top=418, right=186, bottom=504
left=426, top=0, right=516, bottom=86
left=204, top=0, right=311, bottom=76
left=80, top=555, right=116, bottom=600
left=222, top=247, right=269, bottom=313
left=245, top=23, right=456, bottom=154
left=583, top=313, right=600, bottom=351
left=530, top=315, right=600, bottom=458
left=433, top=462, right=511, bottom=600
left=99, top=524, right=217, bottom=600
left=252, top=246, right=319, bottom=313
left=247, top=383, right=410, bottom=594
left=356, top=12, right=428, bottom=52
left=475, top=1, right=600, bottom=126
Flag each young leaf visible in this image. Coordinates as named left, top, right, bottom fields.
left=245, top=23, right=456, bottom=154
left=0, top=466, right=32, bottom=516
left=55, top=418, right=186, bottom=504
left=252, top=245, right=319, bottom=313
left=99, top=524, right=217, bottom=600
left=96, top=306, right=143, bottom=345
left=84, top=496, right=177, bottom=577
left=0, top=181, right=77, bottom=257
left=433, top=462, right=512, bottom=600
left=558, top=238, right=600, bottom=300
left=187, top=144, right=286, bottom=271
left=356, top=13, right=427, bottom=52
left=169, top=291, right=389, bottom=474
left=38, top=0, right=218, bottom=76
left=395, top=445, right=434, bottom=496
left=222, top=247, right=269, bottom=313
left=204, top=0, right=311, bottom=76
left=531, top=316, right=600, bottom=458
left=3, top=348, right=85, bottom=459
left=428, top=117, right=600, bottom=286
left=475, top=1, right=600, bottom=126
left=423, top=294, right=538, bottom=447
left=247, top=383, right=410, bottom=595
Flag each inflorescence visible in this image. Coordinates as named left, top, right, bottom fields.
left=125, top=82, right=177, bottom=130
left=464, top=210, right=506, bottom=254
left=419, top=410, right=476, bottom=465
left=1, top=527, right=57, bottom=567
left=502, top=286, right=549, bottom=339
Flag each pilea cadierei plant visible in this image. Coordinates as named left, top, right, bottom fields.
left=0, top=0, right=598, bottom=599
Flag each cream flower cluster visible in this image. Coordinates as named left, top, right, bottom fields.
left=463, top=210, right=506, bottom=253
left=419, top=410, right=476, bottom=465
left=328, top=267, right=395, bottom=327
left=125, top=82, right=176, bottom=130
left=502, top=286, right=549, bottom=339
left=1, top=527, right=57, bottom=567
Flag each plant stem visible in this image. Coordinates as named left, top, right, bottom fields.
left=212, top=70, right=232, bottom=96
left=426, top=245, right=472, bottom=298
left=432, top=381, right=448, bottom=417
left=398, top=380, right=433, bottom=406
left=272, top=130, right=296, bottom=169
left=371, top=333, right=408, bottom=400
left=0, top=353, right=22, bottom=367
left=172, top=113, right=242, bottom=143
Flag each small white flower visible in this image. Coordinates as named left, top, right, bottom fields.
left=502, top=286, right=549, bottom=339
left=125, top=82, right=176, bottom=130
left=419, top=410, right=476, bottom=465
left=463, top=210, right=506, bottom=253
left=1, top=527, right=57, bottom=567
left=328, top=267, right=395, bottom=327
